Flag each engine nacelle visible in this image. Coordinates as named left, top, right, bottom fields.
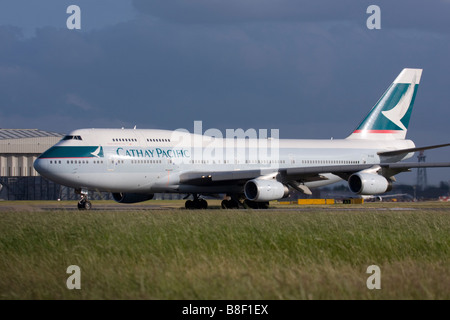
left=244, top=179, right=289, bottom=202
left=348, top=173, right=392, bottom=195
left=112, top=193, right=154, bottom=204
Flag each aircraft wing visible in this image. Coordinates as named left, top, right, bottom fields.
left=178, top=162, right=450, bottom=186
left=179, top=164, right=374, bottom=186
left=377, top=143, right=450, bottom=157
left=179, top=169, right=267, bottom=186
left=377, top=162, right=450, bottom=178
left=179, top=141, right=450, bottom=187
left=287, top=161, right=450, bottom=180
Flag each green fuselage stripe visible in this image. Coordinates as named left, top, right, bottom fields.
left=38, top=146, right=103, bottom=158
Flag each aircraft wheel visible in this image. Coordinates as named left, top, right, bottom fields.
left=185, top=199, right=207, bottom=209
left=221, top=200, right=228, bottom=209
left=258, top=201, right=269, bottom=209
left=84, top=200, right=92, bottom=210
left=243, top=199, right=258, bottom=209
left=185, top=200, right=194, bottom=209
left=221, top=199, right=239, bottom=209
left=77, top=199, right=92, bottom=210
left=199, top=199, right=208, bottom=209
left=243, top=199, right=269, bottom=209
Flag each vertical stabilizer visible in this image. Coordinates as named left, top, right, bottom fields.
left=346, top=68, right=422, bottom=140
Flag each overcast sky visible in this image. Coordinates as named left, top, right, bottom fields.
left=1, top=0, right=449, bottom=185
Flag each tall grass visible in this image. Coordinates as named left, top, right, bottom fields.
left=0, top=208, right=449, bottom=299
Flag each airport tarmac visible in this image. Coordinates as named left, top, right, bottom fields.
left=0, top=200, right=449, bottom=212
left=0, top=200, right=181, bottom=212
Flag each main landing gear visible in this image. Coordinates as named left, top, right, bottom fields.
left=221, top=197, right=240, bottom=209
left=76, top=189, right=92, bottom=210
left=242, top=199, right=269, bottom=209
left=184, top=194, right=270, bottom=210
left=221, top=195, right=269, bottom=209
left=185, top=194, right=208, bottom=209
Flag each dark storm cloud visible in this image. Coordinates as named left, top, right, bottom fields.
left=1, top=0, right=450, bottom=184
left=132, top=0, right=362, bottom=24
left=7, top=0, right=445, bottom=35
left=380, top=0, right=450, bottom=33
left=2, top=1, right=450, bottom=135
left=0, top=17, right=342, bottom=131
left=0, top=0, right=136, bottom=37
left=131, top=0, right=450, bottom=32
left=0, top=26, right=103, bottom=116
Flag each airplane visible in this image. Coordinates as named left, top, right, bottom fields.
left=33, top=68, right=450, bottom=210
left=361, top=193, right=414, bottom=202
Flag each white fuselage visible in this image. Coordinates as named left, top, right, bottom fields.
left=33, top=128, right=415, bottom=194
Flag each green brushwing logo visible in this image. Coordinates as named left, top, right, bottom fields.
left=355, top=83, right=418, bottom=132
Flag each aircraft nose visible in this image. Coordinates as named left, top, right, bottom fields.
left=33, top=156, right=48, bottom=176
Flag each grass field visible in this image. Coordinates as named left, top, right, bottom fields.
left=0, top=201, right=449, bottom=299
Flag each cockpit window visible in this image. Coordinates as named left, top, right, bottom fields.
left=62, top=135, right=82, bottom=140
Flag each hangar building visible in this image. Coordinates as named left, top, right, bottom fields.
left=0, top=129, right=62, bottom=177
left=0, top=129, right=65, bottom=200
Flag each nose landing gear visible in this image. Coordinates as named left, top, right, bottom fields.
left=76, top=189, right=92, bottom=210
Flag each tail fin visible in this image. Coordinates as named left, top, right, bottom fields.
left=346, top=68, right=422, bottom=140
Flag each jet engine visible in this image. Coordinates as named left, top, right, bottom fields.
left=244, top=179, right=289, bottom=202
left=348, top=173, right=392, bottom=195
left=112, top=193, right=154, bottom=203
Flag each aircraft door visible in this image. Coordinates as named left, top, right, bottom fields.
left=106, top=149, right=116, bottom=172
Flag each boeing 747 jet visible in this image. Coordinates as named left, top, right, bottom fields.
left=34, top=68, right=450, bottom=209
